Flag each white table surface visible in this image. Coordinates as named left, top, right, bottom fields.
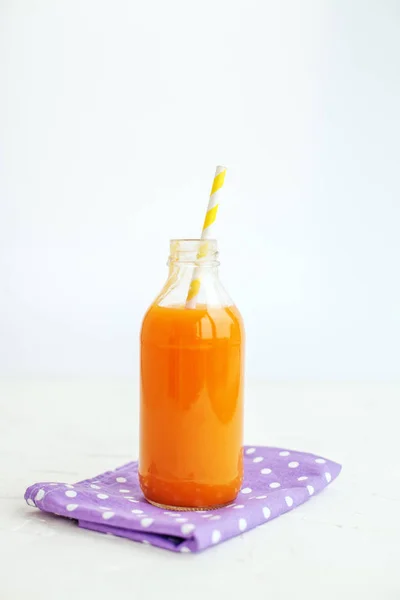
left=1, top=380, right=399, bottom=599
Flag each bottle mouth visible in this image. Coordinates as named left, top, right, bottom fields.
left=169, top=238, right=219, bottom=266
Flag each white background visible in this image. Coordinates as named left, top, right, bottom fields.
left=1, top=0, right=399, bottom=381
left=1, top=5, right=399, bottom=593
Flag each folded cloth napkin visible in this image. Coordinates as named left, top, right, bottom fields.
left=25, top=445, right=341, bottom=553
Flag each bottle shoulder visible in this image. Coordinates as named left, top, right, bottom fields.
left=141, top=303, right=244, bottom=346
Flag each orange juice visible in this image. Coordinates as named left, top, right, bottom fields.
left=139, top=302, right=244, bottom=509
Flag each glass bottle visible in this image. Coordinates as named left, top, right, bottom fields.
left=139, top=239, right=244, bottom=510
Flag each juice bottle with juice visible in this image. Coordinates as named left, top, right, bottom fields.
left=139, top=238, right=244, bottom=510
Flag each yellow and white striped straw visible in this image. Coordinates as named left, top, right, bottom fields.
left=185, top=165, right=227, bottom=308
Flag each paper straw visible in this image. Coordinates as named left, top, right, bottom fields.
left=185, top=165, right=227, bottom=308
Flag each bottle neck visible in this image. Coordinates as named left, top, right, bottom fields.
left=154, top=238, right=232, bottom=308
left=167, top=264, right=220, bottom=288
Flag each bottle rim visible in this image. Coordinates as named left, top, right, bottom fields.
left=168, top=239, right=219, bottom=266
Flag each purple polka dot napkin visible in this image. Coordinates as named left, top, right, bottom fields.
left=24, top=445, right=341, bottom=553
